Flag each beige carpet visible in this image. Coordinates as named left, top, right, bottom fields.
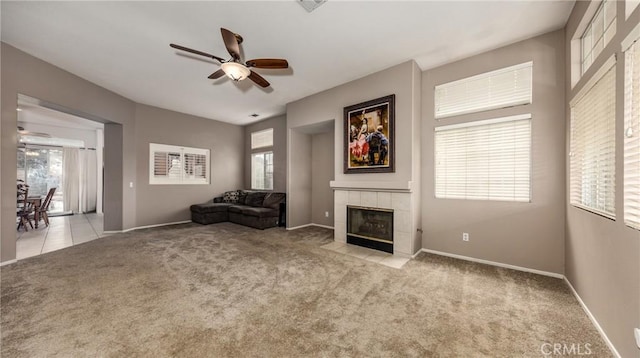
left=1, top=223, right=611, bottom=357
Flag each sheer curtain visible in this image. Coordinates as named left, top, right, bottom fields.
left=63, top=148, right=98, bottom=214
left=79, top=149, right=97, bottom=213
left=62, top=148, right=79, bottom=213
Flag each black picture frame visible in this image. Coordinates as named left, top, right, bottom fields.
left=343, top=94, right=395, bottom=174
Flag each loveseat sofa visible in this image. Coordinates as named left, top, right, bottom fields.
left=190, top=190, right=285, bottom=230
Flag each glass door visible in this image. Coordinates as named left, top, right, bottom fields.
left=18, top=146, right=64, bottom=213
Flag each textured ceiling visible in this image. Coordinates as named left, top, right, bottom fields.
left=1, top=1, right=574, bottom=125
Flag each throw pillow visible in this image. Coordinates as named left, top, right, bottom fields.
left=222, top=190, right=239, bottom=203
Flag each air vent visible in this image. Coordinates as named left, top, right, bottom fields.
left=298, top=0, right=327, bottom=13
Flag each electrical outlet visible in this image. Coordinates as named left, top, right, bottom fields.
left=325, top=211, right=329, bottom=218
left=462, top=232, right=469, bottom=241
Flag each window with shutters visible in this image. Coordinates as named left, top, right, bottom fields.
left=580, top=0, right=616, bottom=75
left=570, top=57, right=616, bottom=218
left=251, top=151, right=273, bottom=190
left=434, top=62, right=532, bottom=119
left=149, top=143, right=210, bottom=185
left=434, top=114, right=532, bottom=202
left=624, top=40, right=640, bottom=229
left=251, top=128, right=273, bottom=149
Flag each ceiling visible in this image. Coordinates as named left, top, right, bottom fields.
left=1, top=1, right=574, bottom=126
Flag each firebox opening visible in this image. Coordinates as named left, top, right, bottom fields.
left=346, top=205, right=394, bottom=254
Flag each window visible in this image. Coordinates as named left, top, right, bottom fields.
left=251, top=128, right=273, bottom=149
left=149, top=143, right=209, bottom=185
left=628, top=0, right=640, bottom=19
left=435, top=114, right=531, bottom=202
left=624, top=40, right=640, bottom=229
left=570, top=58, right=616, bottom=218
left=581, top=0, right=616, bottom=74
left=434, top=62, right=532, bottom=119
left=251, top=151, right=273, bottom=190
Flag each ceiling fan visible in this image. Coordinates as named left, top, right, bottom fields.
left=170, top=28, right=289, bottom=88
left=17, top=126, right=50, bottom=138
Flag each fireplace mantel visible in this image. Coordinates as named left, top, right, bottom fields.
left=329, top=181, right=414, bottom=193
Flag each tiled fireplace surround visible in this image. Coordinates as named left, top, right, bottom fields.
left=334, top=189, right=415, bottom=258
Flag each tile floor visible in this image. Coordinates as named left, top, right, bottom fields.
left=16, top=213, right=107, bottom=260
left=321, top=241, right=410, bottom=269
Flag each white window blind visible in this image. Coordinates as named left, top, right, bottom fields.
left=251, top=128, right=273, bottom=149
left=435, top=114, right=531, bottom=202
left=434, top=62, right=533, bottom=119
left=624, top=41, right=640, bottom=229
left=149, top=143, right=210, bottom=185
left=251, top=151, right=273, bottom=190
left=581, top=0, right=617, bottom=74
left=570, top=59, right=616, bottom=218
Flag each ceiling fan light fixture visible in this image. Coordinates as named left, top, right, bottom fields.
left=221, top=62, right=250, bottom=81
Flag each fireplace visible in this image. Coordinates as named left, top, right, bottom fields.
left=347, top=205, right=393, bottom=253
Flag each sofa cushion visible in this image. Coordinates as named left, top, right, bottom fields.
left=227, top=205, right=244, bottom=214
left=263, top=192, right=285, bottom=209
left=237, top=190, right=248, bottom=205
left=222, top=190, right=240, bottom=203
left=240, top=207, right=279, bottom=218
left=245, top=192, right=268, bottom=207
left=190, top=203, right=232, bottom=214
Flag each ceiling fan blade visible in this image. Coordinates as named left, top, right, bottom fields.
left=220, top=28, right=241, bottom=60
left=170, top=43, right=224, bottom=62
left=208, top=69, right=225, bottom=79
left=246, top=58, right=289, bottom=69
left=248, top=71, right=270, bottom=88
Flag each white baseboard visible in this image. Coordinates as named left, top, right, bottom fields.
left=0, top=259, right=17, bottom=267
left=287, top=223, right=334, bottom=231
left=419, top=249, right=564, bottom=279
left=311, top=223, right=334, bottom=230
left=286, top=224, right=313, bottom=231
left=103, top=220, right=192, bottom=234
left=564, top=278, right=621, bottom=358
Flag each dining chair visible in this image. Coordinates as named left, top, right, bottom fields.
left=17, top=187, right=34, bottom=231
left=35, top=187, right=56, bottom=227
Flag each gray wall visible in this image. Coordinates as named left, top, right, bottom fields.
left=134, top=104, right=244, bottom=227
left=421, top=30, right=567, bottom=274
left=311, top=131, right=334, bottom=227
left=1, top=43, right=136, bottom=262
left=564, top=2, right=640, bottom=357
left=287, top=61, right=421, bottom=229
left=288, top=129, right=312, bottom=228
left=244, top=115, right=286, bottom=192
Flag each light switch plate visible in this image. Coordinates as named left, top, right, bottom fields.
left=634, top=328, right=640, bottom=349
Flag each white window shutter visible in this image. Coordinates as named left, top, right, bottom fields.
left=251, top=128, right=274, bottom=149
left=434, top=62, right=532, bottom=119
left=624, top=41, right=640, bottom=229
left=570, top=60, right=616, bottom=218
left=149, top=143, right=210, bottom=185
left=435, top=115, right=531, bottom=202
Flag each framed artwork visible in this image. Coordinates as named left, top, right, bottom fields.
left=343, top=94, right=395, bottom=174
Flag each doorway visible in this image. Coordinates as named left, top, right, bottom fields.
left=16, top=96, right=106, bottom=259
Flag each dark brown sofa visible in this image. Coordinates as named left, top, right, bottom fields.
left=190, top=190, right=285, bottom=230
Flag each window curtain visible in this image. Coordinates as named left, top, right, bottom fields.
left=79, top=149, right=98, bottom=213
left=62, top=147, right=79, bottom=213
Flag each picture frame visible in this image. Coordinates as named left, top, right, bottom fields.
left=343, top=94, right=395, bottom=174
